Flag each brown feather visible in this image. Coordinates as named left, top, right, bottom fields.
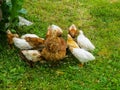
left=25, top=37, right=45, bottom=49
left=41, top=36, right=67, bottom=62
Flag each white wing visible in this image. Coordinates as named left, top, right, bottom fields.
left=13, top=38, right=32, bottom=49
left=71, top=48, right=95, bottom=63
left=77, top=34, right=95, bottom=51
left=22, top=50, right=40, bottom=61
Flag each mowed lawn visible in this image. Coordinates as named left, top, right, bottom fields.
left=0, top=0, right=120, bottom=89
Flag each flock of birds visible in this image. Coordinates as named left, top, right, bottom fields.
left=7, top=24, right=95, bottom=67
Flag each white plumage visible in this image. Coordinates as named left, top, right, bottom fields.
left=71, top=48, right=95, bottom=64
left=21, top=50, right=41, bottom=62
left=18, top=16, right=33, bottom=26
left=46, top=24, right=63, bottom=38
left=21, top=34, right=39, bottom=39
left=51, top=24, right=63, bottom=33
left=67, top=34, right=95, bottom=65
left=77, top=30, right=95, bottom=51
left=7, top=29, right=45, bottom=50
left=13, top=37, right=32, bottom=49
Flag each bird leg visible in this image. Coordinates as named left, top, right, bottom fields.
left=8, top=44, right=13, bottom=49
left=28, top=61, right=34, bottom=68
left=79, top=62, right=84, bottom=67
left=19, top=51, right=34, bottom=68
left=48, top=61, right=60, bottom=68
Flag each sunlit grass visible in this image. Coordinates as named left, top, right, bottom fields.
left=0, top=0, right=120, bottom=89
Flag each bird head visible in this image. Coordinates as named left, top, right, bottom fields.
left=6, top=30, right=12, bottom=34
left=6, top=30, right=19, bottom=37
left=79, top=30, right=83, bottom=35
left=47, top=24, right=63, bottom=37
left=69, top=24, right=77, bottom=31
left=68, top=24, right=77, bottom=38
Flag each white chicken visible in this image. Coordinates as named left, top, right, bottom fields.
left=67, top=34, right=95, bottom=66
left=77, top=30, right=95, bottom=51
left=13, top=37, right=44, bottom=50
left=20, top=50, right=44, bottom=67
left=13, top=37, right=33, bottom=49
left=7, top=30, right=44, bottom=50
left=46, top=24, right=63, bottom=38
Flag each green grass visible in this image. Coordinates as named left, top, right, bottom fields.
left=0, top=0, right=120, bottom=89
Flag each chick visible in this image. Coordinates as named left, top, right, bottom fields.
left=41, top=29, right=67, bottom=62
left=67, top=34, right=95, bottom=66
left=7, top=30, right=44, bottom=50
left=19, top=50, right=44, bottom=67
left=12, top=37, right=44, bottom=50
left=69, top=24, right=78, bottom=38
left=46, top=24, right=63, bottom=38
left=77, top=30, right=95, bottom=51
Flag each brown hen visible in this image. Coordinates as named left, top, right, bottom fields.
left=41, top=30, right=67, bottom=62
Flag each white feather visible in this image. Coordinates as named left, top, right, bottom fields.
left=71, top=48, right=95, bottom=63
left=13, top=37, right=32, bottom=49
left=21, top=50, right=41, bottom=62
left=18, top=16, right=33, bottom=26
left=77, top=30, right=95, bottom=51
left=21, top=34, right=39, bottom=39
left=51, top=24, right=63, bottom=33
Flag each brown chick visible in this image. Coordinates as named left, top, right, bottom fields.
left=6, top=30, right=19, bottom=48
left=41, top=30, right=67, bottom=62
left=25, top=37, right=45, bottom=50
left=69, top=24, right=78, bottom=38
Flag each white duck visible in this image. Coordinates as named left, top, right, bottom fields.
left=77, top=30, right=95, bottom=51
left=67, top=34, right=95, bottom=66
